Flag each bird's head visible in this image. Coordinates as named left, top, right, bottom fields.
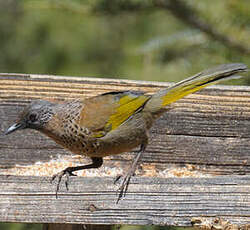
left=5, top=100, right=55, bottom=135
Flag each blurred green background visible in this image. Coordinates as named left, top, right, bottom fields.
left=1, top=0, right=249, bottom=83
left=0, top=0, right=249, bottom=229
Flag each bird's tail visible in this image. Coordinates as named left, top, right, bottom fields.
left=144, top=63, right=248, bottom=114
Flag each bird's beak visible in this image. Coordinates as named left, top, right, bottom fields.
left=4, top=123, right=26, bottom=135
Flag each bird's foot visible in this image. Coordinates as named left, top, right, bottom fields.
left=114, top=175, right=122, bottom=185
left=50, top=167, right=77, bottom=198
left=115, top=171, right=135, bottom=204
left=115, top=144, right=145, bottom=203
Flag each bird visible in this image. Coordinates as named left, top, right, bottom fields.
left=5, top=63, right=248, bottom=202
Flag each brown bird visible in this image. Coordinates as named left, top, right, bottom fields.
left=5, top=63, right=248, bottom=202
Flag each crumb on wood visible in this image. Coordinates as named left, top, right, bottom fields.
left=191, top=217, right=250, bottom=230
left=0, top=155, right=212, bottom=178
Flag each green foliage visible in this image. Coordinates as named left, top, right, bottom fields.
left=0, top=223, right=42, bottom=230
left=0, top=0, right=249, bottom=84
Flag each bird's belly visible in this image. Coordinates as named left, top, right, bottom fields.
left=89, top=124, right=149, bottom=157
left=84, top=139, right=141, bottom=157
left=57, top=138, right=139, bottom=157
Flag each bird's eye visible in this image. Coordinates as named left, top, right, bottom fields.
left=29, top=113, right=37, bottom=122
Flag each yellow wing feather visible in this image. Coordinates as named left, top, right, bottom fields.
left=106, top=94, right=150, bottom=131
left=79, top=92, right=150, bottom=138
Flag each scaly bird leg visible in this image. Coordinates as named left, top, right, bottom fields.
left=51, top=157, right=103, bottom=198
left=116, top=143, right=146, bottom=203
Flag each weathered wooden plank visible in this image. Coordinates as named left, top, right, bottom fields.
left=0, top=175, right=249, bottom=226
left=0, top=73, right=249, bottom=174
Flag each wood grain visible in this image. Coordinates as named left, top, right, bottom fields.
left=0, top=175, right=249, bottom=226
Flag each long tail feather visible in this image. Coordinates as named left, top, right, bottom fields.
left=145, top=63, right=248, bottom=114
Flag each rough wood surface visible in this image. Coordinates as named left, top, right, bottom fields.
left=0, top=175, right=249, bottom=226
left=0, top=73, right=250, bottom=226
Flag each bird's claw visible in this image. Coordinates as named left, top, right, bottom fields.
left=116, top=174, right=132, bottom=204
left=114, top=175, right=122, bottom=185
left=50, top=169, right=77, bottom=198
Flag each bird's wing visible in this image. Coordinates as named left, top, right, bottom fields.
left=78, top=91, right=150, bottom=137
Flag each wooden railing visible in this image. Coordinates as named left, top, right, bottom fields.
left=0, top=73, right=249, bottom=230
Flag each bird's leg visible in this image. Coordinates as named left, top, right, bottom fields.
left=116, top=143, right=146, bottom=203
left=51, top=157, right=103, bottom=198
